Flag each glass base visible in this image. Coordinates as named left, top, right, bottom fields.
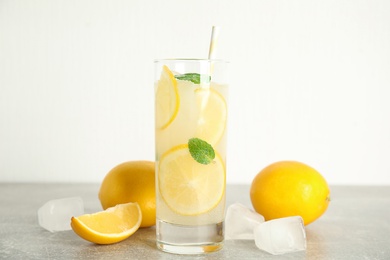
left=156, top=219, right=224, bottom=255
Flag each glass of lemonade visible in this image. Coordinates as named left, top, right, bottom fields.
left=154, top=59, right=228, bottom=254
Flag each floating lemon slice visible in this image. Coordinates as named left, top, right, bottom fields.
left=158, top=144, right=225, bottom=216
left=155, top=65, right=180, bottom=130
left=194, top=87, right=227, bottom=145
left=71, top=202, right=142, bottom=245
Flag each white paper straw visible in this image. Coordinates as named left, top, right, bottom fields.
left=208, top=26, right=220, bottom=60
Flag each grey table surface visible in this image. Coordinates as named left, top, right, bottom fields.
left=0, top=183, right=389, bottom=260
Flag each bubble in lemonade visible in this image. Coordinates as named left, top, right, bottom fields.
left=155, top=60, right=228, bottom=254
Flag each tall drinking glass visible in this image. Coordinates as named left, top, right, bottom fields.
left=154, top=59, right=228, bottom=254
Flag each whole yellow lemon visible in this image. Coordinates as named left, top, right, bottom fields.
left=250, top=161, right=330, bottom=225
left=98, top=160, right=155, bottom=228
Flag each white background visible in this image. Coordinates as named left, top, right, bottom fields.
left=1, top=0, right=389, bottom=185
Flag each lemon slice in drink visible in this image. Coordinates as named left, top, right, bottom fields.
left=194, top=88, right=227, bottom=145
left=71, top=202, right=142, bottom=244
left=158, top=144, right=225, bottom=216
left=155, top=65, right=180, bottom=130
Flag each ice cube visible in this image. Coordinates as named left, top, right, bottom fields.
left=225, top=203, right=265, bottom=240
left=38, top=197, right=84, bottom=232
left=254, top=216, right=306, bottom=255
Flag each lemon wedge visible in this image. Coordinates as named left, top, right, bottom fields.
left=71, top=202, right=142, bottom=244
left=155, top=65, right=180, bottom=130
left=194, top=87, right=227, bottom=145
left=158, top=144, right=225, bottom=216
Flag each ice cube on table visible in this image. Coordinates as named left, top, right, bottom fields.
left=254, top=216, right=306, bottom=255
left=225, top=203, right=265, bottom=240
left=38, top=197, right=84, bottom=232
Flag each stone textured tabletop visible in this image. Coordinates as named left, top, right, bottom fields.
left=1, top=183, right=389, bottom=259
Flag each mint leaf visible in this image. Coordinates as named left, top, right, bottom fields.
left=174, top=73, right=211, bottom=84
left=188, top=138, right=215, bottom=165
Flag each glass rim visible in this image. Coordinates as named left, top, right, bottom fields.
left=154, top=58, right=229, bottom=63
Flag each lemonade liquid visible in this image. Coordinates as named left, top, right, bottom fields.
left=155, top=59, right=228, bottom=254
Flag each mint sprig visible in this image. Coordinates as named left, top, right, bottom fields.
left=188, top=138, right=215, bottom=165
left=175, top=73, right=211, bottom=84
